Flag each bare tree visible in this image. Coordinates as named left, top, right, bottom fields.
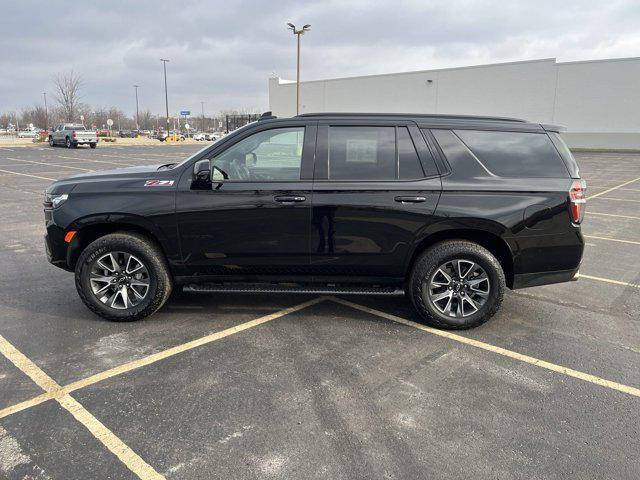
left=138, top=109, right=153, bottom=130
left=20, top=105, right=48, bottom=129
left=53, top=70, right=83, bottom=121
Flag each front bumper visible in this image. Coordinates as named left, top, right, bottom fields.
left=44, top=205, right=75, bottom=271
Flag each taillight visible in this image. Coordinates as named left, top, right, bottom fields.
left=72, top=131, right=77, bottom=138
left=569, top=179, right=586, bottom=224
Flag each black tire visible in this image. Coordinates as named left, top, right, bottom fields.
left=409, top=240, right=505, bottom=330
left=65, top=137, right=72, bottom=148
left=90, top=143, right=97, bottom=149
left=49, top=136, right=55, bottom=147
left=75, top=232, right=172, bottom=321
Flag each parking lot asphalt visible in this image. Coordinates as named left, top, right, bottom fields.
left=0, top=144, right=638, bottom=479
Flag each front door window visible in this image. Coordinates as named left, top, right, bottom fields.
left=211, top=127, right=305, bottom=181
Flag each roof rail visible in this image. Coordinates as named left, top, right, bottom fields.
left=296, top=112, right=526, bottom=123
left=259, top=111, right=277, bottom=120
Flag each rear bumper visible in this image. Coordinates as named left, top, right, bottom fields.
left=512, top=266, right=580, bottom=289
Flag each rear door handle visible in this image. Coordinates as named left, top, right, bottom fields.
left=275, top=195, right=306, bottom=203
left=394, top=196, right=427, bottom=203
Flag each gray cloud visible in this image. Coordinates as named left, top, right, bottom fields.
left=1, top=0, right=639, bottom=116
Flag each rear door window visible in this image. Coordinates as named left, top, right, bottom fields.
left=328, top=126, right=396, bottom=180
left=450, top=129, right=569, bottom=178
left=326, top=126, right=430, bottom=181
left=398, top=127, right=425, bottom=179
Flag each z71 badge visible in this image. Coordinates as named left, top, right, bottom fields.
left=144, top=180, right=174, bottom=187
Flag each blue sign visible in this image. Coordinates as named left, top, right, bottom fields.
left=180, top=110, right=190, bottom=116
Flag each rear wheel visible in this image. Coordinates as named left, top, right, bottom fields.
left=409, top=240, right=505, bottom=329
left=90, top=143, right=97, bottom=149
left=75, top=232, right=172, bottom=321
left=65, top=137, right=72, bottom=148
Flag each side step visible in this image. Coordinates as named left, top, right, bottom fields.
left=184, top=283, right=405, bottom=296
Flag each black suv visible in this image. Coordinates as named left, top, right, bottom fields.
left=44, top=113, right=585, bottom=329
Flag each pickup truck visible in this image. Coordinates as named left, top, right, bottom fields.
left=49, top=124, right=98, bottom=148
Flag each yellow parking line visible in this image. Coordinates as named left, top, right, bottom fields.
left=588, top=212, right=640, bottom=220
left=592, top=197, right=640, bottom=203
left=584, top=235, right=640, bottom=246
left=588, top=177, right=640, bottom=199
left=62, top=297, right=323, bottom=393
left=6, top=157, right=91, bottom=171
left=0, top=335, right=163, bottom=480
left=53, top=155, right=134, bottom=167
left=578, top=273, right=640, bottom=289
left=0, top=297, right=323, bottom=419
left=329, top=297, right=640, bottom=398
left=0, top=168, right=55, bottom=181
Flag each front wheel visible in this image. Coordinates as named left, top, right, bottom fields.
left=409, top=240, right=505, bottom=329
left=49, top=136, right=55, bottom=147
left=75, top=232, right=172, bottom=321
left=90, top=143, right=97, bottom=149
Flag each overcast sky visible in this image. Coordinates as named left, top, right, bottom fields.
left=1, top=0, right=639, bottom=116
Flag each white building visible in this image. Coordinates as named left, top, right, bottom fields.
left=268, top=57, right=640, bottom=149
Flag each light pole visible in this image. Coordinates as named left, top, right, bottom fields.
left=43, top=92, right=48, bottom=130
left=133, top=85, right=140, bottom=130
left=287, top=23, right=310, bottom=115
left=160, top=59, right=170, bottom=129
left=201, top=101, right=205, bottom=132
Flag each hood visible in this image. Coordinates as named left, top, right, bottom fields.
left=45, top=163, right=178, bottom=194
left=65, top=164, right=166, bottom=180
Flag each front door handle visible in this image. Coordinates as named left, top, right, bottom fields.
left=394, top=196, right=427, bottom=204
left=275, top=195, right=306, bottom=203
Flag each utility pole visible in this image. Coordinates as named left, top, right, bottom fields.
left=287, top=23, right=311, bottom=115
left=160, top=59, right=170, bottom=129
left=43, top=92, right=48, bottom=130
left=201, top=101, right=205, bottom=132
left=133, top=85, right=140, bottom=130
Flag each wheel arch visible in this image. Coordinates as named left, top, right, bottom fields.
left=406, top=228, right=515, bottom=289
left=67, top=214, right=173, bottom=271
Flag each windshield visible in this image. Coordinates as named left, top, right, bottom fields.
left=67, top=125, right=86, bottom=131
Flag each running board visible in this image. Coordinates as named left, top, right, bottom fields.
left=184, top=283, right=405, bottom=296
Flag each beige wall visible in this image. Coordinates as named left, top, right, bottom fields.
left=269, top=57, right=640, bottom=149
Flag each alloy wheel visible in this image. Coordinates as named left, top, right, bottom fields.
left=89, top=251, right=150, bottom=309
left=423, top=259, right=490, bottom=318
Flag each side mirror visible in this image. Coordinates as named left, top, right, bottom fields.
left=192, top=159, right=211, bottom=189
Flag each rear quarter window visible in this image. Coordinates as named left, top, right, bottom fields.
left=438, top=129, right=569, bottom=178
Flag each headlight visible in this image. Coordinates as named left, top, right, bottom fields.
left=43, top=193, right=69, bottom=209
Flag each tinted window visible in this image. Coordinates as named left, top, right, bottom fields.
left=329, top=126, right=395, bottom=180
left=211, top=127, right=304, bottom=181
left=549, top=132, right=580, bottom=178
left=398, top=127, right=425, bottom=179
left=453, top=130, right=568, bottom=178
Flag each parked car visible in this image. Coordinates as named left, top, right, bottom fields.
left=204, top=132, right=220, bottom=141
left=156, top=131, right=185, bottom=142
left=118, top=130, right=138, bottom=138
left=49, top=124, right=98, bottom=148
left=193, top=132, right=206, bottom=141
left=17, top=130, right=40, bottom=138
left=43, top=112, right=585, bottom=327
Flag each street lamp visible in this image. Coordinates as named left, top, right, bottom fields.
left=133, top=85, right=140, bottom=130
left=287, top=23, right=310, bottom=115
left=43, top=92, right=48, bottom=130
left=160, top=59, right=170, bottom=128
left=200, top=101, right=205, bottom=132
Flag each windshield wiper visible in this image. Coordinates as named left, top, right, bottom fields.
left=157, top=163, right=176, bottom=170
